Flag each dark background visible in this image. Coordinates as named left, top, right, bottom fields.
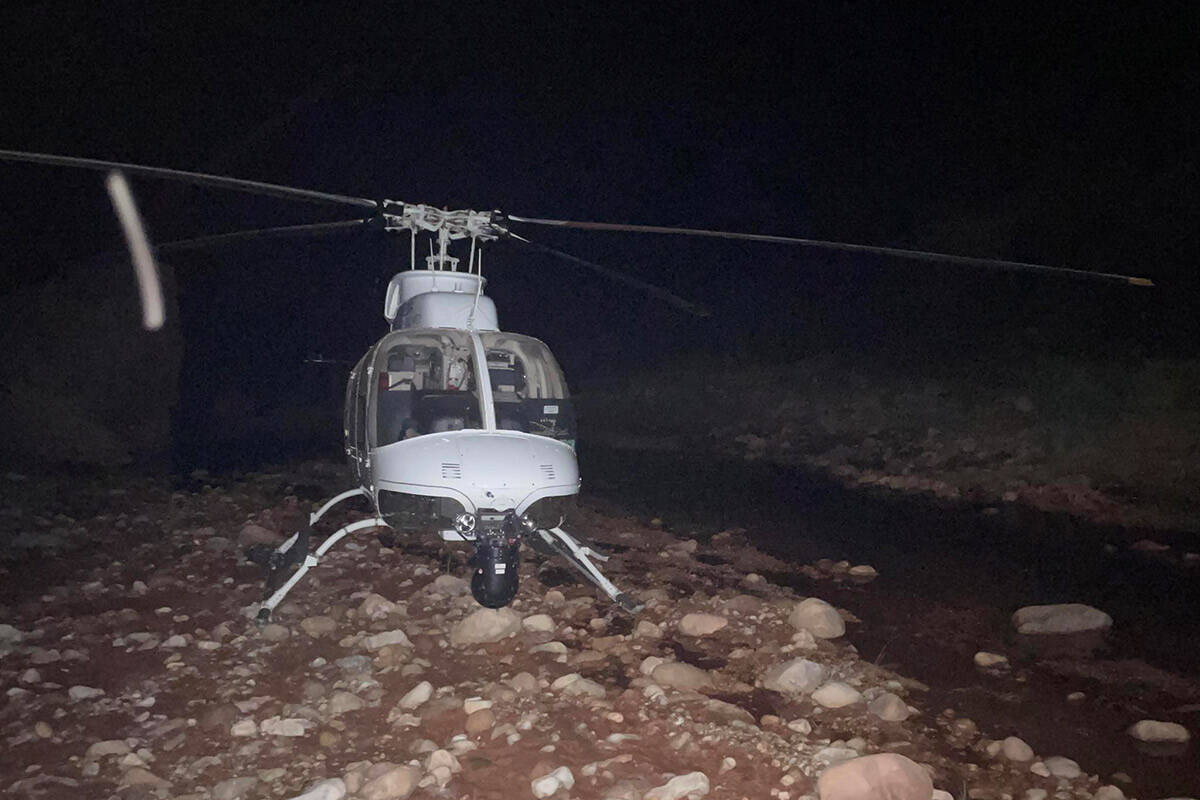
left=0, top=3, right=1196, bottom=467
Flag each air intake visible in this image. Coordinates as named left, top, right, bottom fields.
left=539, top=464, right=556, bottom=481
left=441, top=463, right=462, bottom=479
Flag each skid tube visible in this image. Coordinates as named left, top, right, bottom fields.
left=533, top=526, right=643, bottom=614
left=255, top=487, right=385, bottom=625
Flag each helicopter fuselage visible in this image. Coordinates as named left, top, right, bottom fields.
left=343, top=269, right=580, bottom=548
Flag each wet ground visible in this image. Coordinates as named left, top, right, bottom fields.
left=582, top=444, right=1200, bottom=797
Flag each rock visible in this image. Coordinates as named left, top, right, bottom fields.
left=1012, top=604, right=1112, bottom=635
left=866, top=692, right=909, bottom=721
left=561, top=677, right=606, bottom=698
left=463, top=697, right=493, bottom=714
left=239, top=523, right=280, bottom=546
left=161, top=633, right=188, bottom=648
left=1042, top=756, right=1081, bottom=778
left=86, top=739, right=132, bottom=759
left=328, top=690, right=365, bottom=715
left=1001, top=736, right=1034, bottom=761
left=788, top=597, right=845, bottom=638
left=120, top=767, right=171, bottom=789
left=230, top=719, right=257, bottom=737
left=336, top=655, right=373, bottom=674
left=0, top=623, right=23, bottom=644
left=466, top=708, right=495, bottom=734
left=68, top=685, right=105, bottom=701
left=300, top=615, right=338, bottom=638
left=365, top=629, right=413, bottom=650
left=286, top=778, right=347, bottom=800
left=677, top=613, right=728, bottom=637
left=635, top=620, right=663, bottom=638
left=974, top=651, right=1009, bottom=668
left=812, top=682, right=862, bottom=708
left=34, top=721, right=53, bottom=738
left=1094, top=786, right=1125, bottom=800
left=430, top=574, right=470, bottom=596
left=260, top=717, right=314, bottom=737
left=19, top=668, right=41, bottom=684
left=787, top=718, right=812, bottom=734
left=360, top=593, right=398, bottom=619
left=817, top=754, right=931, bottom=800
left=507, top=672, right=538, bottom=694
left=1128, top=719, right=1190, bottom=742
left=848, top=564, right=878, bottom=579
left=644, top=771, right=710, bottom=800
left=449, top=607, right=522, bottom=645
left=651, top=662, right=712, bottom=691
left=398, top=680, right=434, bottom=709
left=259, top=623, right=291, bottom=642
left=531, top=766, right=575, bottom=798
left=1123, top=719, right=1190, bottom=743
left=522, top=614, right=556, bottom=632
left=212, top=776, right=258, bottom=800
left=361, top=765, right=421, bottom=800
left=640, top=656, right=666, bottom=675
left=199, top=703, right=240, bottom=730
left=761, top=658, right=827, bottom=694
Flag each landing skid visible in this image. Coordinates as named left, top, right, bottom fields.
left=255, top=487, right=386, bottom=625
left=251, top=489, right=640, bottom=621
left=534, top=526, right=643, bottom=614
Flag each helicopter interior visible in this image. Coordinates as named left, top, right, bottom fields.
left=373, top=331, right=576, bottom=446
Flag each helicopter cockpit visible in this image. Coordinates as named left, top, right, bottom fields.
left=368, top=329, right=575, bottom=448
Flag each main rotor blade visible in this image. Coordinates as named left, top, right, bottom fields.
left=105, top=171, right=164, bottom=331
left=155, top=219, right=371, bottom=253
left=0, top=150, right=379, bottom=210
left=508, top=215, right=1155, bottom=288
left=508, top=233, right=710, bottom=317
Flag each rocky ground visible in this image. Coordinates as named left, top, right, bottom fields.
left=1, top=464, right=1195, bottom=800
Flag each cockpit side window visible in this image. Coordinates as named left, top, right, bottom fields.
left=479, top=333, right=576, bottom=444
left=371, top=331, right=482, bottom=447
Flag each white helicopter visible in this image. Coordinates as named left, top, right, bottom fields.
left=0, top=150, right=1155, bottom=620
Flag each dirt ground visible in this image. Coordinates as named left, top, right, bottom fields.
left=1, top=464, right=1196, bottom=800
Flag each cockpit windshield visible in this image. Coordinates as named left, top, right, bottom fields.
left=479, top=332, right=576, bottom=445
left=372, top=330, right=482, bottom=446
left=370, top=330, right=575, bottom=448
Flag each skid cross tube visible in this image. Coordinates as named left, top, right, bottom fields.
left=261, top=487, right=369, bottom=597
left=257, top=517, right=386, bottom=624
left=537, top=527, right=642, bottom=613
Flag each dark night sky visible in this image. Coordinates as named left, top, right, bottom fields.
left=1, top=3, right=1197, bottom=456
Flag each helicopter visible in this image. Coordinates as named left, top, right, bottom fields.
left=0, top=149, right=1155, bottom=620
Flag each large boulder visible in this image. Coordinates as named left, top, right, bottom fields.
left=1012, top=604, right=1112, bottom=635
left=818, top=754, right=932, bottom=800
left=788, top=598, right=845, bottom=639
left=1128, top=720, right=1190, bottom=743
